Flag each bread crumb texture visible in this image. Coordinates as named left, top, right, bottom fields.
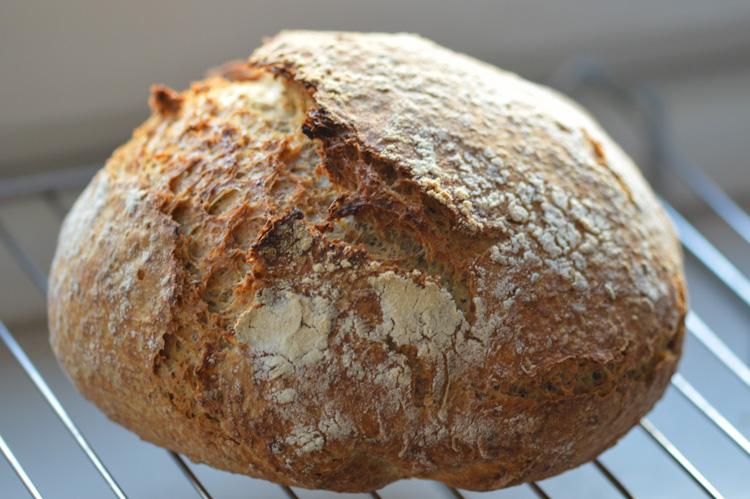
left=48, top=31, right=686, bottom=492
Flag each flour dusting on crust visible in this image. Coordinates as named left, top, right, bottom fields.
left=235, top=288, right=335, bottom=363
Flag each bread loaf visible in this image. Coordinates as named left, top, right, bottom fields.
left=48, top=31, right=686, bottom=492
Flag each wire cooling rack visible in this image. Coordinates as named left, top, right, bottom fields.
left=1, top=72, right=749, bottom=498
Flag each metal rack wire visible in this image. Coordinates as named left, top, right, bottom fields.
left=1, top=73, right=748, bottom=498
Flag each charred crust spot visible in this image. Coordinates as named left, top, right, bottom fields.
left=149, top=85, right=184, bottom=115
left=250, top=209, right=306, bottom=256
left=263, top=63, right=318, bottom=93
left=302, top=108, right=339, bottom=139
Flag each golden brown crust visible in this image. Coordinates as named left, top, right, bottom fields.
left=48, top=31, right=686, bottom=492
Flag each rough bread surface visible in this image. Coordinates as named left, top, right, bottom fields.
left=48, top=31, right=686, bottom=492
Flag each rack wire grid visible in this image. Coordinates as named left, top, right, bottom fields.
left=1, top=67, right=749, bottom=499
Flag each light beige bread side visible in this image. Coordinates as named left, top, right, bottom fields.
left=48, top=31, right=686, bottom=492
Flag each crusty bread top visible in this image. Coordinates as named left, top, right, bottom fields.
left=253, top=31, right=664, bottom=233
left=48, top=31, right=686, bottom=491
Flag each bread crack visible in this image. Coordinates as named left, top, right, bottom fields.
left=308, top=128, right=498, bottom=317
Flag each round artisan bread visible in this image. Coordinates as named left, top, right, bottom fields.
left=48, top=31, right=686, bottom=492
